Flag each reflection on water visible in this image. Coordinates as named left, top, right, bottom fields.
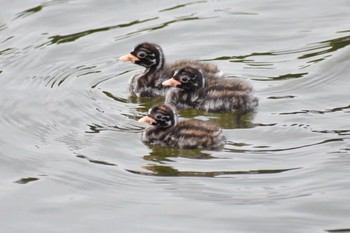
left=128, top=164, right=299, bottom=177
left=300, top=34, right=350, bottom=60
left=205, top=33, right=350, bottom=79
left=76, top=154, right=117, bottom=166
left=159, top=0, right=206, bottom=12
left=326, top=228, right=350, bottom=233
left=115, top=15, right=212, bottom=41
left=30, top=64, right=101, bottom=88
left=49, top=17, right=158, bottom=44
left=143, top=145, right=215, bottom=162
left=280, top=104, right=350, bottom=115
left=137, top=145, right=301, bottom=176
left=225, top=138, right=345, bottom=154
left=16, top=1, right=72, bottom=19
left=14, top=177, right=40, bottom=184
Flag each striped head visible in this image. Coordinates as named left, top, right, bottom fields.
left=162, top=66, right=205, bottom=91
left=138, top=104, right=178, bottom=129
left=120, top=42, right=164, bottom=70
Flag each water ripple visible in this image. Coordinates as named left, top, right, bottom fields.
left=326, top=228, right=350, bottom=233
left=85, top=123, right=142, bottom=134
left=14, top=177, right=40, bottom=184
left=15, top=0, right=72, bottom=19
left=115, top=15, right=214, bottom=41
left=0, top=23, right=6, bottom=32
left=76, top=154, right=117, bottom=167
left=1, top=1, right=350, bottom=231
left=159, top=0, right=207, bottom=12
left=91, top=70, right=132, bottom=89
left=299, top=34, right=350, bottom=60
left=47, top=17, right=157, bottom=45
left=205, top=34, right=350, bottom=78
left=224, top=138, right=345, bottom=154
left=280, top=104, right=350, bottom=115
left=27, top=63, right=101, bottom=88
left=127, top=166, right=299, bottom=177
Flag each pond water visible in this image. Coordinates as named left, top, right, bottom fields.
left=1, top=0, right=350, bottom=232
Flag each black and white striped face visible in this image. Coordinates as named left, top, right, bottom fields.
left=172, top=66, right=205, bottom=91
left=130, top=42, right=163, bottom=69
left=141, top=104, right=177, bottom=128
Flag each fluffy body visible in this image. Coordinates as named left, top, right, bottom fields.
left=165, top=66, right=258, bottom=113
left=139, top=104, right=226, bottom=149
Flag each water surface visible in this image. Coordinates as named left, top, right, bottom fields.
left=1, top=0, right=350, bottom=232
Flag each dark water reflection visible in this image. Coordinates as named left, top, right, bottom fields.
left=1, top=0, right=350, bottom=232
left=49, top=17, right=158, bottom=45
left=129, top=164, right=299, bottom=177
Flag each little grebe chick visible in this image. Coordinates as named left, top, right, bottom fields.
left=120, top=42, right=223, bottom=97
left=163, top=66, right=258, bottom=113
left=138, top=104, right=226, bottom=149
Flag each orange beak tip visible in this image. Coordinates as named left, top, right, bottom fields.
left=162, top=78, right=181, bottom=87
left=119, top=54, right=139, bottom=63
left=162, top=80, right=171, bottom=86
left=138, top=117, right=146, bottom=123
left=138, top=116, right=156, bottom=124
left=119, top=55, right=129, bottom=62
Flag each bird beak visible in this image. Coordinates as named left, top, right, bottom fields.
left=162, top=78, right=181, bottom=87
left=119, top=53, right=139, bottom=63
left=138, top=116, right=156, bottom=124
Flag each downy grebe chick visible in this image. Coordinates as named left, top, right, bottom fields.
left=162, top=66, right=258, bottom=113
left=138, top=103, right=226, bottom=149
left=120, top=42, right=223, bottom=97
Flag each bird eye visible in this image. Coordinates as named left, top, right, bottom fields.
left=155, top=114, right=163, bottom=120
left=180, top=75, right=190, bottom=83
left=137, top=51, right=147, bottom=58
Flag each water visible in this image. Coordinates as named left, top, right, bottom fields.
left=1, top=0, right=350, bottom=232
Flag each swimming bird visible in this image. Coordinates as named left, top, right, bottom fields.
left=162, top=66, right=258, bottom=113
left=120, top=42, right=223, bottom=97
left=138, top=103, right=226, bottom=149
